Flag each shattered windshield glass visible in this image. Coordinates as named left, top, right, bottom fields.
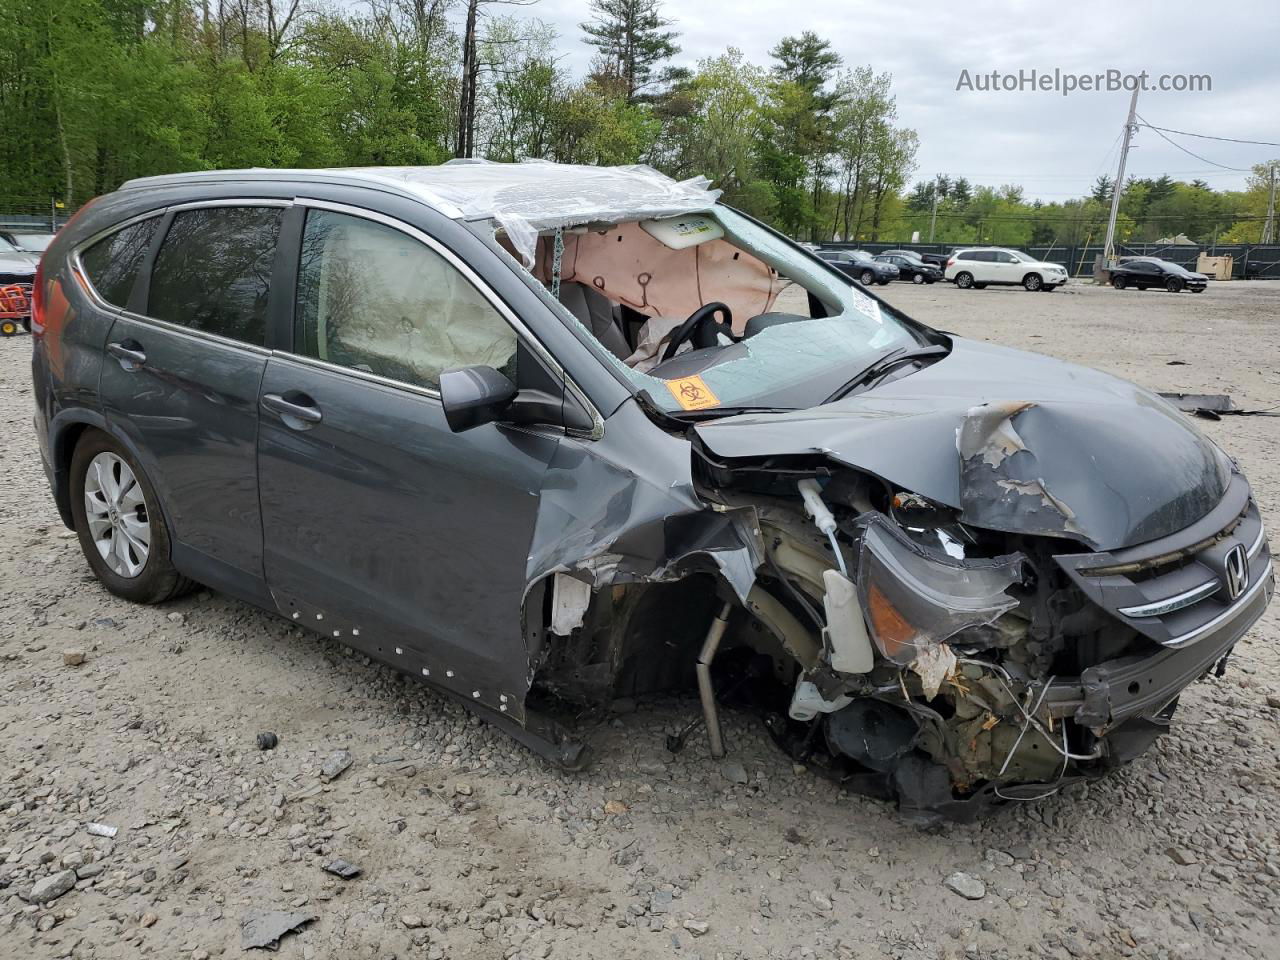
left=510, top=205, right=921, bottom=414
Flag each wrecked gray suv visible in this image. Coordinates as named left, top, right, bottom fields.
left=32, top=162, right=1273, bottom=821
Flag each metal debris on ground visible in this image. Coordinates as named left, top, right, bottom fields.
left=1159, top=392, right=1280, bottom=419
left=240, top=910, right=318, bottom=951
left=85, top=822, right=118, bottom=838
left=323, top=858, right=361, bottom=879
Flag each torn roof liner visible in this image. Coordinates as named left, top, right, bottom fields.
left=343, top=161, right=723, bottom=265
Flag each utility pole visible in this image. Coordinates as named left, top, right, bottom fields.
left=1102, top=87, right=1140, bottom=265
left=1262, top=164, right=1278, bottom=245
left=928, top=177, right=940, bottom=243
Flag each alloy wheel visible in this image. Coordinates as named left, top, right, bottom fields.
left=83, top=452, right=150, bottom=578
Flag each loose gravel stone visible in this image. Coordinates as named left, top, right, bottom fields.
left=944, top=872, right=987, bottom=901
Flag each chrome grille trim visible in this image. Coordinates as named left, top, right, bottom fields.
left=1118, top=579, right=1221, bottom=619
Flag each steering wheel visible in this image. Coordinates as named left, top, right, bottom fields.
left=660, top=302, right=735, bottom=362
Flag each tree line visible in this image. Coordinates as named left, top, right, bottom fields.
left=1, top=0, right=1274, bottom=245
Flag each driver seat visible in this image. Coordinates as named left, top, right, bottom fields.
left=558, top=282, right=631, bottom=360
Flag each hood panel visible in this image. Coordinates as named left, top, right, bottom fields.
left=694, top=338, right=1230, bottom=550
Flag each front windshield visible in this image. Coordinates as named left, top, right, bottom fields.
left=0, top=237, right=18, bottom=253
left=1008, top=250, right=1034, bottom=262
left=14, top=234, right=52, bottom=252
left=528, top=205, right=922, bottom=414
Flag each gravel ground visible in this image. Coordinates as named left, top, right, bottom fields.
left=1, top=279, right=1278, bottom=960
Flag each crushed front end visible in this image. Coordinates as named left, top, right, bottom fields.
left=681, top=447, right=1274, bottom=822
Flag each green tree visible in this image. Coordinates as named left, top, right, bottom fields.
left=580, top=0, right=678, bottom=103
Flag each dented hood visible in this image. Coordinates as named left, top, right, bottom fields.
left=694, top=338, right=1231, bottom=550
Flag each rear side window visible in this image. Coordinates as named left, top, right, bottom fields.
left=79, top=217, right=160, bottom=307
left=956, top=251, right=977, bottom=261
left=147, top=206, right=283, bottom=346
left=293, top=209, right=517, bottom=390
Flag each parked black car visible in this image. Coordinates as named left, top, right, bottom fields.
left=817, top=248, right=898, bottom=285
left=881, top=248, right=950, bottom=271
left=30, top=162, right=1273, bottom=822
left=875, top=252, right=942, bottom=284
left=1111, top=258, right=1207, bottom=292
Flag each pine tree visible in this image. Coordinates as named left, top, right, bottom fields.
left=580, top=0, right=679, bottom=102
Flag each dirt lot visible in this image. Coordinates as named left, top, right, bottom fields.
left=1, top=280, right=1278, bottom=960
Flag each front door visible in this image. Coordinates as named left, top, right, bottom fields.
left=256, top=204, right=560, bottom=712
left=99, top=202, right=287, bottom=602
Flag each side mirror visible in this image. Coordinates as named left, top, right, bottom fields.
left=439, top=365, right=518, bottom=433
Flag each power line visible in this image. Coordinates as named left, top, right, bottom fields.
left=1135, top=123, right=1280, bottom=148
left=1135, top=114, right=1253, bottom=172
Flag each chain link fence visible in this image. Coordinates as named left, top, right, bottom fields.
left=0, top=197, right=84, bottom=234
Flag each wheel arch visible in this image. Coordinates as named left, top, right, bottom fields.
left=50, top=412, right=174, bottom=535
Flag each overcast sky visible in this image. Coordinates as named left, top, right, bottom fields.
left=486, top=0, right=1280, bottom=199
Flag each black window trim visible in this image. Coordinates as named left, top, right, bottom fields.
left=282, top=197, right=604, bottom=439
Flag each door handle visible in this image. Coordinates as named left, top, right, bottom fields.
left=262, top=392, right=323, bottom=426
left=107, top=340, right=146, bottom=367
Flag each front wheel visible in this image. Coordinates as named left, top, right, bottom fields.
left=954, top=271, right=974, bottom=289
left=0, top=319, right=17, bottom=337
left=911, top=273, right=924, bottom=284
left=1023, top=273, right=1043, bottom=291
left=860, top=269, right=875, bottom=285
left=1166, top=277, right=1184, bottom=293
left=69, top=430, right=195, bottom=604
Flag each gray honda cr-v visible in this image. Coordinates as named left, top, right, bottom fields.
left=32, top=161, right=1272, bottom=821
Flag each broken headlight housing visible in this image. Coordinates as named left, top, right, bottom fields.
left=853, top=514, right=1024, bottom=665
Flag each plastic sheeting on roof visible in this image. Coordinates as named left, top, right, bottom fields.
left=346, top=160, right=722, bottom=266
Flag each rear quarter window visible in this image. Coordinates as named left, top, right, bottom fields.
left=79, top=217, right=161, bottom=308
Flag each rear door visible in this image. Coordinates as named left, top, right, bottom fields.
left=968, top=251, right=996, bottom=282
left=99, top=201, right=288, bottom=602
left=991, top=250, right=1020, bottom=283
left=256, top=201, right=564, bottom=712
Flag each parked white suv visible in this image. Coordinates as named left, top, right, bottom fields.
left=945, top=248, right=1068, bottom=291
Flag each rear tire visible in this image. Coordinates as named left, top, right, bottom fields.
left=1112, top=275, right=1127, bottom=290
left=69, top=430, right=195, bottom=604
left=0, top=319, right=16, bottom=337
left=860, top=269, right=875, bottom=285
left=954, top=271, right=974, bottom=289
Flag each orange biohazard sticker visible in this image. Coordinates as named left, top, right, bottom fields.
left=665, top=375, right=719, bottom=411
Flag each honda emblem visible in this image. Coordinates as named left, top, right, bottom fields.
left=1223, top=544, right=1249, bottom=601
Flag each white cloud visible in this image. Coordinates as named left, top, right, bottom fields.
left=523, top=0, right=1280, bottom=196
